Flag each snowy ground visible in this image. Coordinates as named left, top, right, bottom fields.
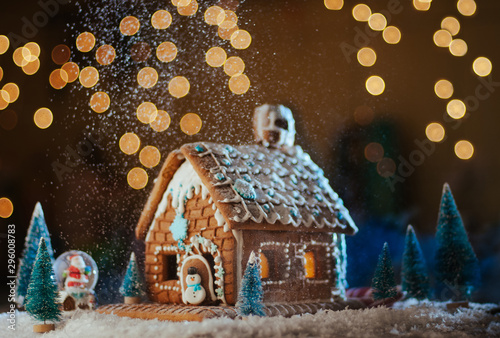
left=2, top=301, right=499, bottom=338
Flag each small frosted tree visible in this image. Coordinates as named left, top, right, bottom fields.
left=119, top=252, right=145, bottom=302
left=25, top=238, right=61, bottom=325
left=16, top=202, right=54, bottom=306
left=372, top=242, right=398, bottom=300
left=402, top=225, right=430, bottom=300
left=435, top=183, right=480, bottom=301
left=236, top=251, right=266, bottom=317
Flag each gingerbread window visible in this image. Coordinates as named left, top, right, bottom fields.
left=304, top=251, right=316, bottom=278
left=259, top=250, right=283, bottom=280
left=259, top=252, right=270, bottom=279
left=162, top=254, right=179, bottom=281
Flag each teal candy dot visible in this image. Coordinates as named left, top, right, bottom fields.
left=314, top=194, right=323, bottom=202
left=268, top=189, right=275, bottom=197
left=195, top=145, right=205, bottom=152
left=215, top=173, right=225, bottom=181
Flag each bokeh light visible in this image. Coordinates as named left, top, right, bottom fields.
left=218, top=26, right=239, bottom=40
left=473, top=57, right=492, bottom=77
left=433, top=30, right=452, bottom=47
left=455, top=140, right=474, bottom=160
left=0, top=91, right=9, bottom=110
left=61, top=62, right=80, bottom=83
left=180, top=113, right=202, bottom=135
left=79, top=66, right=99, bottom=88
left=50, top=69, right=69, bottom=90
left=22, top=58, right=40, bottom=75
left=96, top=45, right=116, bottom=65
left=383, top=26, right=401, bottom=44
left=150, top=110, right=171, bottom=132
left=34, top=108, right=53, bottom=129
left=90, top=92, right=110, bottom=113
left=224, top=56, right=245, bottom=76
left=13, top=48, right=30, bottom=67
left=441, top=17, right=460, bottom=36
left=228, top=74, right=250, bottom=95
left=52, top=44, right=71, bottom=65
left=413, top=0, right=431, bottom=11
left=177, top=0, right=198, bottom=16
left=425, top=122, right=445, bottom=142
left=139, top=146, right=161, bottom=168
left=352, top=4, right=371, bottom=22
left=449, top=39, right=467, bottom=57
left=0, top=67, right=3, bottom=81
left=0, top=35, right=9, bottom=55
left=446, top=99, right=466, bottom=119
left=24, top=42, right=40, bottom=60
left=127, top=167, right=148, bottom=190
left=218, top=10, right=238, bottom=29
left=137, top=102, right=158, bottom=124
left=119, top=133, right=141, bottom=155
left=0, top=197, right=14, bottom=218
left=151, top=10, right=172, bottom=29
left=206, top=47, right=227, bottom=67
left=156, top=42, right=177, bottom=63
left=377, top=158, right=396, bottom=177
left=130, top=42, right=152, bottom=62
left=76, top=32, right=96, bottom=52
left=204, top=6, right=224, bottom=25
left=357, top=47, right=376, bottom=67
left=168, top=76, right=190, bottom=98
left=364, top=142, right=384, bottom=163
left=230, top=30, right=252, bottom=50
left=368, top=13, right=387, bottom=31
left=2, top=83, right=19, bottom=103
left=434, top=79, right=454, bottom=99
left=324, top=0, right=343, bottom=10
left=120, top=16, right=140, bottom=36
left=457, top=0, right=477, bottom=16
left=365, top=75, right=385, bottom=96
left=137, top=67, right=159, bottom=89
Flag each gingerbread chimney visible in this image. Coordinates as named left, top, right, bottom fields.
left=253, top=104, right=296, bottom=148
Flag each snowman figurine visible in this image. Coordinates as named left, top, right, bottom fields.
left=184, top=267, right=206, bottom=305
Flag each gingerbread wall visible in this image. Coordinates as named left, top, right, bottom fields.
left=144, top=193, right=236, bottom=305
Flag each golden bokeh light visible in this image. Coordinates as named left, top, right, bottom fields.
left=150, top=110, right=171, bottom=132
left=76, top=32, right=96, bottom=52
left=228, top=74, right=250, bottom=95
left=449, top=39, right=467, bottom=57
left=52, top=44, right=71, bottom=65
left=21, top=48, right=37, bottom=63
left=96, top=45, right=116, bottom=65
left=206, top=47, right=227, bottom=67
left=364, top=142, right=384, bottom=163
left=22, top=58, right=40, bottom=75
left=352, top=4, right=371, bottom=22
left=0, top=67, right=3, bottom=82
left=218, top=10, right=238, bottom=29
left=383, top=26, right=401, bottom=44
left=168, top=76, right=190, bottom=98
left=218, top=25, right=239, bottom=40
left=137, top=67, right=159, bottom=89
left=24, top=42, right=40, bottom=60
left=455, top=140, right=474, bottom=160
left=0, top=35, right=9, bottom=55
left=34, top=108, right=53, bottom=129
left=172, top=0, right=191, bottom=6
left=446, top=99, right=466, bottom=119
left=127, top=167, right=148, bottom=190
left=13, top=48, right=30, bottom=67
left=441, top=17, right=460, bottom=36
left=120, top=16, right=140, bottom=36
left=90, top=92, right=110, bottom=113
left=140, top=146, right=161, bottom=168
left=2, top=83, right=19, bottom=103
left=457, top=0, right=476, bottom=16
left=368, top=13, right=387, bottom=31
left=180, top=113, right=202, bottom=135
left=324, top=0, right=343, bottom=10
left=413, top=0, right=431, bottom=11
left=137, top=102, right=158, bottom=124
left=230, top=30, right=252, bottom=50
left=224, top=56, right=245, bottom=76
left=0, top=91, right=9, bottom=110
left=61, top=62, right=80, bottom=83
left=151, top=10, right=172, bottom=29
left=204, top=6, right=224, bottom=25
left=365, top=75, right=385, bottom=96
left=473, top=57, right=492, bottom=77
left=354, top=105, right=374, bottom=126
left=434, top=79, right=454, bottom=99
left=357, top=47, right=376, bottom=67
left=50, top=69, right=69, bottom=90
left=156, top=41, right=177, bottom=63
left=377, top=158, right=396, bottom=178
left=79, top=66, right=99, bottom=88
left=433, top=30, right=452, bottom=47
left=425, top=122, right=445, bottom=142
left=119, top=132, right=141, bottom=155
left=0, top=197, right=14, bottom=218
left=178, top=0, right=198, bottom=16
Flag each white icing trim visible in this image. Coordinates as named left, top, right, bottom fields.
left=232, top=229, right=243, bottom=300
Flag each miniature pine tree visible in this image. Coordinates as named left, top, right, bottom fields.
left=25, top=238, right=61, bottom=325
left=16, top=202, right=55, bottom=306
left=402, top=225, right=430, bottom=300
left=434, top=183, right=480, bottom=301
left=372, top=242, right=398, bottom=300
left=119, top=252, right=145, bottom=302
left=236, top=251, right=266, bottom=317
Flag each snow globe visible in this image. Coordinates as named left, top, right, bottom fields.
left=53, top=250, right=99, bottom=310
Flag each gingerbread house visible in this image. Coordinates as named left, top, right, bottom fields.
left=135, top=104, right=357, bottom=306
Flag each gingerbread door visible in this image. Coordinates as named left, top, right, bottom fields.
left=180, top=255, right=217, bottom=305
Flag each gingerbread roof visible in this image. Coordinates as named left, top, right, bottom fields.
left=136, top=142, right=357, bottom=240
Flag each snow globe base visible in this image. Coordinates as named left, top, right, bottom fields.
left=124, top=296, right=141, bottom=304
left=33, top=323, right=55, bottom=333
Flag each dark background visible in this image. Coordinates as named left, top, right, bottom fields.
left=1, top=0, right=499, bottom=310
